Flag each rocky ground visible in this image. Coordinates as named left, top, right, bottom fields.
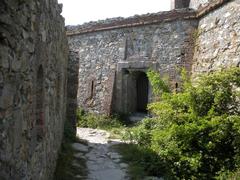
left=71, top=128, right=129, bottom=180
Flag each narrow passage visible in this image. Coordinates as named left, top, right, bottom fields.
left=71, top=128, right=129, bottom=180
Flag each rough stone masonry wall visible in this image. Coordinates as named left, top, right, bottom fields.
left=171, top=0, right=191, bottom=9
left=66, top=50, right=79, bottom=132
left=68, top=13, right=197, bottom=114
left=190, top=0, right=212, bottom=9
left=192, top=0, right=240, bottom=77
left=0, top=0, right=68, bottom=179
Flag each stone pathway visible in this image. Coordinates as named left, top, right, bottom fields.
left=71, top=128, right=129, bottom=180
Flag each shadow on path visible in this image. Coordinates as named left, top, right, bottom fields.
left=55, top=128, right=164, bottom=180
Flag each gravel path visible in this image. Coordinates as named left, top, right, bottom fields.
left=71, top=128, right=129, bottom=180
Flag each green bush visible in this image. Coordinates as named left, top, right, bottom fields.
left=113, top=143, right=168, bottom=178
left=216, top=168, right=240, bottom=180
left=76, top=109, right=123, bottom=130
left=124, top=67, right=240, bottom=179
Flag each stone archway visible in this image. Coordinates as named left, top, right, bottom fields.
left=117, top=69, right=150, bottom=114
left=113, top=61, right=158, bottom=114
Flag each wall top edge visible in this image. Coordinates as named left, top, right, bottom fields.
left=66, top=0, right=229, bottom=36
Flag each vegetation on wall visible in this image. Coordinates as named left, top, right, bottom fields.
left=122, top=67, right=240, bottom=179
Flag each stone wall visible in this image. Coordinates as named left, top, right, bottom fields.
left=192, top=0, right=240, bottom=77
left=67, top=10, right=197, bottom=114
left=0, top=0, right=68, bottom=179
left=66, top=50, right=79, bottom=132
left=190, top=0, right=211, bottom=9
left=171, top=0, right=191, bottom=9
left=66, top=0, right=238, bottom=116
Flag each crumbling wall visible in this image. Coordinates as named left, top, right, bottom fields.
left=67, top=10, right=197, bottom=114
left=0, top=0, right=68, bottom=179
left=192, top=0, right=240, bottom=77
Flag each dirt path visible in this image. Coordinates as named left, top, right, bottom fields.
left=71, top=128, right=129, bottom=180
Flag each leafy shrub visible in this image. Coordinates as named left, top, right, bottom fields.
left=216, top=168, right=240, bottom=180
left=124, top=67, right=240, bottom=179
left=76, top=108, right=123, bottom=130
left=113, top=143, right=168, bottom=178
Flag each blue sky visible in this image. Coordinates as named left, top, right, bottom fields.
left=58, top=0, right=171, bottom=25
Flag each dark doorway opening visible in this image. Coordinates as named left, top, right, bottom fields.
left=136, top=72, right=148, bottom=112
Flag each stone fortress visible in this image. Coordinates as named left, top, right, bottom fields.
left=0, top=0, right=239, bottom=179
left=67, top=0, right=240, bottom=116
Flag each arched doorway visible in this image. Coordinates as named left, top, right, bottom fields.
left=136, top=72, right=148, bottom=112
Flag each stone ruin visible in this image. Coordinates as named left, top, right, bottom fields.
left=0, top=0, right=239, bottom=179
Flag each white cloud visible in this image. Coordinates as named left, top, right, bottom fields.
left=58, top=0, right=171, bottom=25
